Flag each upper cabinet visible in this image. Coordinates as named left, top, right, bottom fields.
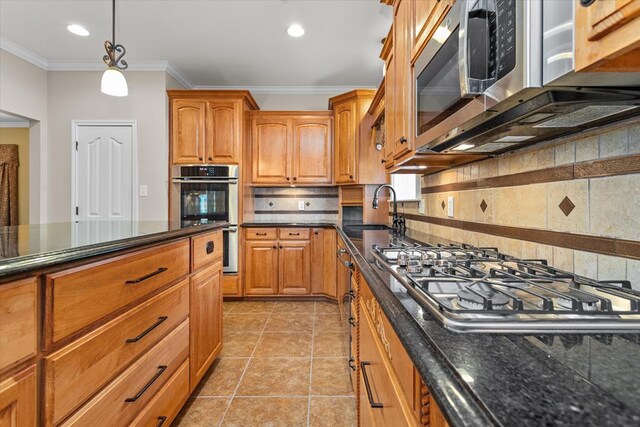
left=250, top=112, right=333, bottom=186
left=411, top=0, right=452, bottom=61
left=330, top=90, right=386, bottom=185
left=168, top=91, right=259, bottom=165
left=575, top=0, right=640, bottom=72
left=171, top=100, right=206, bottom=164
left=392, top=0, right=412, bottom=160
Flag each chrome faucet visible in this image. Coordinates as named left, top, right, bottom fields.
left=372, top=184, right=406, bottom=233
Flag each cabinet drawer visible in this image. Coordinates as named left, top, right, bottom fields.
left=278, top=228, right=310, bottom=240
left=44, top=281, right=189, bottom=426
left=130, top=359, right=189, bottom=427
left=192, top=230, right=223, bottom=271
left=46, top=239, right=190, bottom=345
left=0, top=277, right=37, bottom=372
left=341, top=186, right=363, bottom=205
left=245, top=228, right=277, bottom=240
left=60, top=320, right=189, bottom=427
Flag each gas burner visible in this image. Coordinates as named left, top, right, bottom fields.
left=406, top=263, right=423, bottom=274
left=456, top=287, right=510, bottom=310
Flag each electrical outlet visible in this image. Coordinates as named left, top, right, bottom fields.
left=139, top=185, right=148, bottom=197
left=418, top=200, right=425, bottom=214
left=447, top=196, right=454, bottom=218
left=298, top=200, right=305, bottom=211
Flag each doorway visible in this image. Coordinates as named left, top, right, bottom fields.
left=71, top=121, right=137, bottom=222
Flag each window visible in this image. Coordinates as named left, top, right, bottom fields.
left=391, top=174, right=421, bottom=202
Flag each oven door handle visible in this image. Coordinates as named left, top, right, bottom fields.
left=172, top=179, right=238, bottom=184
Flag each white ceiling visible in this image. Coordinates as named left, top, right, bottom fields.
left=0, top=0, right=392, bottom=88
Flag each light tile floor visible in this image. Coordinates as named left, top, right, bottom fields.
left=173, top=301, right=356, bottom=427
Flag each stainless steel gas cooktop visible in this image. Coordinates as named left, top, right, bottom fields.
left=371, top=242, right=640, bottom=333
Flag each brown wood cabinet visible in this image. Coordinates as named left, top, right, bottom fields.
left=310, top=228, right=338, bottom=298
left=189, top=262, right=223, bottom=391
left=171, top=100, right=206, bottom=164
left=411, top=0, right=452, bottom=61
left=250, top=112, right=333, bottom=185
left=0, top=278, right=37, bottom=373
left=392, top=0, right=412, bottom=160
left=334, top=101, right=358, bottom=184
left=575, top=0, right=640, bottom=72
left=0, top=366, right=36, bottom=427
left=278, top=241, right=311, bottom=295
left=244, top=240, right=280, bottom=295
left=169, top=92, right=258, bottom=165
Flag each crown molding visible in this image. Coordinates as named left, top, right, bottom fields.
left=191, top=85, right=376, bottom=95
left=0, top=36, right=48, bottom=69
left=166, top=62, right=194, bottom=89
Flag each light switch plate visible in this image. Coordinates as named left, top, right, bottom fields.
left=447, top=196, right=454, bottom=218
left=139, top=185, right=148, bottom=197
left=298, top=200, right=305, bottom=210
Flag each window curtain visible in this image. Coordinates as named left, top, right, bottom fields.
left=0, top=145, right=19, bottom=226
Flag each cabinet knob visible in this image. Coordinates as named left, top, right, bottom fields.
left=349, top=175, right=354, bottom=179
left=580, top=0, right=595, bottom=6
left=198, top=156, right=203, bottom=161
left=314, top=231, right=319, bottom=235
left=286, top=177, right=290, bottom=181
left=208, top=156, right=213, bottom=161
left=399, top=137, right=407, bottom=144
left=272, top=245, right=277, bottom=249
left=279, top=245, right=283, bottom=249
left=293, top=177, right=297, bottom=181
left=381, top=159, right=386, bottom=164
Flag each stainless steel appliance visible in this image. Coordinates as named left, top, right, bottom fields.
left=371, top=241, right=640, bottom=333
left=413, top=0, right=640, bottom=156
left=173, top=165, right=238, bottom=273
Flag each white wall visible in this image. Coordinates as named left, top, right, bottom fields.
left=251, top=92, right=342, bottom=110
left=0, top=49, right=48, bottom=223
left=47, top=71, right=170, bottom=222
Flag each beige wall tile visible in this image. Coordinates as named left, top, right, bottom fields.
left=536, top=244, right=554, bottom=264
left=475, top=189, right=494, bottom=224
left=574, top=251, right=597, bottom=279
left=537, top=146, right=555, bottom=169
left=599, top=127, right=628, bottom=158
left=553, top=247, right=574, bottom=272
left=575, top=135, right=599, bottom=163
left=498, top=157, right=511, bottom=176
left=627, top=259, right=640, bottom=290
left=521, top=241, right=537, bottom=259
left=555, top=141, right=575, bottom=165
left=509, top=151, right=538, bottom=174
left=589, top=174, right=640, bottom=241
left=458, top=190, right=476, bottom=222
left=629, top=122, right=640, bottom=155
left=493, top=184, right=547, bottom=229
left=597, top=254, right=626, bottom=281
left=547, top=180, right=589, bottom=234
left=478, top=158, right=499, bottom=178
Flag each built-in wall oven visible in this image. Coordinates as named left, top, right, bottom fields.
left=173, top=165, right=238, bottom=273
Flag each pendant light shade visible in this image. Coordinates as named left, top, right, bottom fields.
left=101, top=67, right=128, bottom=96
left=102, top=0, right=129, bottom=96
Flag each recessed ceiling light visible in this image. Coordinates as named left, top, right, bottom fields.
left=287, top=24, right=305, bottom=38
left=67, top=24, right=90, bottom=37
left=452, top=143, right=475, bottom=151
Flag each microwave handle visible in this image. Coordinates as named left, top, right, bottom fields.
left=458, top=0, right=476, bottom=98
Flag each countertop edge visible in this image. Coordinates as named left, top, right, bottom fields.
left=332, top=225, right=499, bottom=427
left=0, top=222, right=228, bottom=280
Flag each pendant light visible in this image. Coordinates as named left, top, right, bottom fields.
left=101, top=0, right=128, bottom=96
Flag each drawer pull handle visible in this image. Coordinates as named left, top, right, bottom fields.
left=256, top=232, right=267, bottom=236
left=124, top=365, right=167, bottom=402
left=157, top=416, right=167, bottom=427
left=206, top=241, right=214, bottom=254
left=349, top=316, right=356, bottom=327
left=361, top=361, right=383, bottom=408
left=126, top=316, right=168, bottom=343
left=289, top=232, right=300, bottom=236
left=348, top=357, right=356, bottom=371
left=126, top=267, right=168, bottom=284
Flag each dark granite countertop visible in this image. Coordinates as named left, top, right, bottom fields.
left=0, top=221, right=228, bottom=279
left=242, top=221, right=338, bottom=227
left=328, top=225, right=640, bottom=427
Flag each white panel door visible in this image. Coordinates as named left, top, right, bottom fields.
left=76, top=125, right=134, bottom=221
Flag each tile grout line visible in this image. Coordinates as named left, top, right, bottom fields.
left=217, top=304, right=275, bottom=427
left=306, top=302, right=317, bottom=427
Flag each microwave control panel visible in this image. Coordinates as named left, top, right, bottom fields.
left=496, top=0, right=517, bottom=79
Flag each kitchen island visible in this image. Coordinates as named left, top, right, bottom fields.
left=243, top=221, right=640, bottom=426
left=0, top=220, right=227, bottom=426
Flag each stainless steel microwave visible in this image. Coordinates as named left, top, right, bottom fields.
left=413, top=0, right=640, bottom=156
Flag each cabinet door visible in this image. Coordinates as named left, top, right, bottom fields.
left=393, top=0, right=412, bottom=160
left=205, top=101, right=240, bottom=164
left=0, top=366, right=36, bottom=427
left=411, top=0, right=451, bottom=60
left=251, top=117, right=291, bottom=184
left=384, top=55, right=396, bottom=169
left=171, top=100, right=206, bottom=164
left=278, top=241, right=311, bottom=295
left=189, top=262, right=223, bottom=390
left=292, top=118, right=333, bottom=184
left=334, top=102, right=358, bottom=184
left=310, top=229, right=325, bottom=295
left=244, top=241, right=279, bottom=295
left=575, top=0, right=640, bottom=71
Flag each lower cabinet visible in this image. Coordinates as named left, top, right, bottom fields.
left=244, top=241, right=279, bottom=295
left=278, top=241, right=311, bottom=295
left=0, top=365, right=36, bottom=427
left=189, top=262, right=223, bottom=390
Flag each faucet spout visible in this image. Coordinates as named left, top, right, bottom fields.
left=372, top=184, right=405, bottom=234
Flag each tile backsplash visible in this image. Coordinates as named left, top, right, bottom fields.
left=396, top=118, right=640, bottom=289
left=253, top=187, right=338, bottom=222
